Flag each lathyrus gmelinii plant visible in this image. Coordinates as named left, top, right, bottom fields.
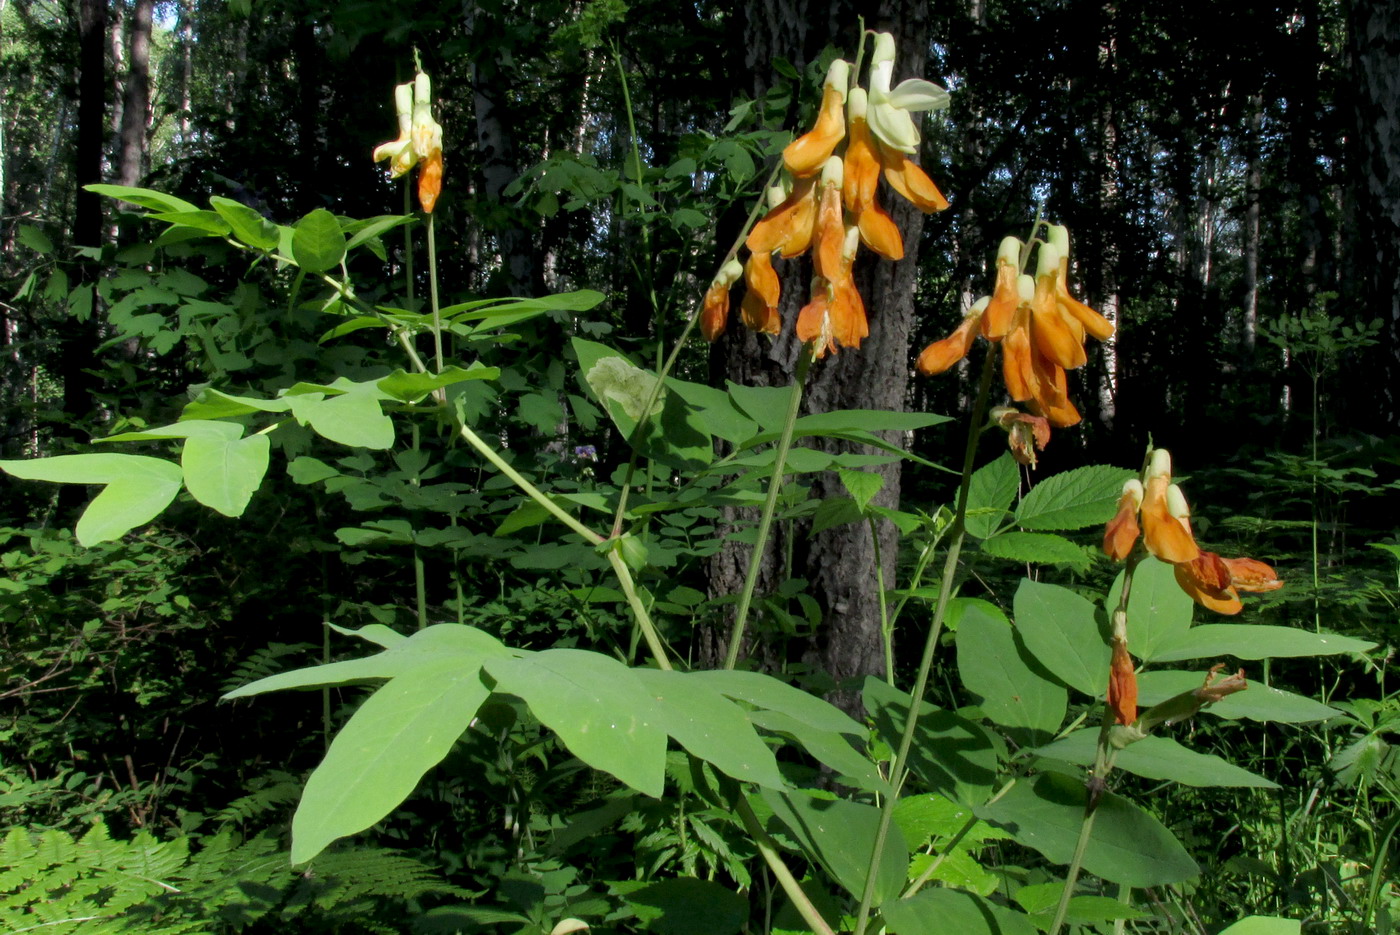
left=0, top=29, right=1379, bottom=935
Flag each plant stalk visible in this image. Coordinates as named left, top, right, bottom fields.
left=853, top=342, right=998, bottom=935
left=723, top=347, right=814, bottom=670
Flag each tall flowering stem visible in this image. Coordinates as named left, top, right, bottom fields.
left=1048, top=549, right=1141, bottom=935
left=723, top=347, right=814, bottom=670
left=853, top=341, right=999, bottom=935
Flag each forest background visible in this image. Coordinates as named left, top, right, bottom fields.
left=2, top=0, right=1399, bottom=932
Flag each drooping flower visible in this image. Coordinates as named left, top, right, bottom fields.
left=1103, top=448, right=1283, bottom=615
left=1107, top=637, right=1138, bottom=725
left=917, top=228, right=1111, bottom=428
left=991, top=406, right=1051, bottom=468
left=702, top=32, right=953, bottom=357
left=701, top=259, right=744, bottom=341
left=784, top=60, right=851, bottom=178
left=374, top=69, right=444, bottom=214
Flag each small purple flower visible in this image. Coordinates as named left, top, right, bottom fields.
left=574, top=445, right=597, bottom=461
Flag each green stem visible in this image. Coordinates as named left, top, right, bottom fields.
left=403, top=181, right=415, bottom=307
left=605, top=547, right=672, bottom=671
left=871, top=515, right=893, bottom=684
left=904, top=777, right=1018, bottom=897
left=734, top=795, right=837, bottom=935
left=854, top=342, right=998, bottom=935
left=723, top=347, right=814, bottom=670
left=607, top=161, right=785, bottom=539
left=1049, top=553, right=1141, bottom=935
left=427, top=212, right=445, bottom=376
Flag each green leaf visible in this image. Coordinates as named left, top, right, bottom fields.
left=288, top=388, right=394, bottom=449
left=618, top=878, right=748, bottom=935
left=146, top=209, right=233, bottom=235
left=954, top=599, right=1066, bottom=739
left=1106, top=557, right=1194, bottom=662
left=209, top=196, right=278, bottom=250
left=1013, top=579, right=1109, bottom=696
left=18, top=225, right=53, bottom=254
left=1016, top=465, right=1135, bottom=531
left=291, top=661, right=491, bottom=863
left=375, top=365, right=499, bottom=403
left=760, top=789, right=908, bottom=903
left=977, top=771, right=1198, bottom=886
left=343, top=214, right=416, bottom=251
left=291, top=208, right=347, bottom=273
left=662, top=378, right=758, bottom=444
left=1151, top=625, right=1375, bottom=662
left=0, top=454, right=183, bottom=546
left=965, top=452, right=1018, bottom=539
left=1217, top=916, right=1301, bottom=935
left=746, top=709, right=888, bottom=795
left=882, top=889, right=1037, bottom=935
left=181, top=433, right=270, bottom=517
left=225, top=624, right=508, bottom=698
left=980, top=531, right=1091, bottom=570
left=99, top=419, right=244, bottom=443
left=1034, top=730, right=1279, bottom=788
left=1136, top=670, right=1338, bottom=723
left=633, top=670, right=786, bottom=789
left=688, top=669, right=864, bottom=738
left=1013, top=884, right=1150, bottom=925
left=483, top=650, right=667, bottom=798
left=838, top=469, right=883, bottom=513
left=726, top=383, right=794, bottom=432
left=181, top=388, right=294, bottom=420
left=85, top=183, right=199, bottom=213
left=863, top=677, right=998, bottom=807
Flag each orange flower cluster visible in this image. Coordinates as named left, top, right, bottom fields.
left=1103, top=448, right=1283, bottom=615
left=702, top=33, right=951, bottom=357
left=917, top=227, right=1114, bottom=429
left=373, top=70, right=444, bottom=214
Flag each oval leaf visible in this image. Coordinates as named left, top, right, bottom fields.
left=291, top=208, right=347, bottom=273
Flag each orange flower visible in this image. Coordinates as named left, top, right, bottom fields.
left=702, top=33, right=953, bottom=350
left=1103, top=479, right=1144, bottom=561
left=992, top=406, right=1051, bottom=467
left=844, top=90, right=903, bottom=260
left=700, top=259, right=744, bottom=341
left=1139, top=450, right=1201, bottom=564
left=783, top=60, right=851, bottom=178
left=797, top=223, right=867, bottom=357
left=917, top=298, right=986, bottom=375
left=877, top=142, right=949, bottom=214
left=917, top=230, right=1106, bottom=428
left=1103, top=449, right=1282, bottom=615
left=748, top=178, right=817, bottom=258
left=981, top=238, right=1022, bottom=339
left=739, top=252, right=781, bottom=334
left=1107, top=637, right=1138, bottom=725
left=375, top=70, right=445, bottom=214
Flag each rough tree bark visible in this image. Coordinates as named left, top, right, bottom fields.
left=1345, top=0, right=1400, bottom=425
left=706, top=0, right=933, bottom=714
left=463, top=0, right=537, bottom=295
left=117, top=0, right=154, bottom=187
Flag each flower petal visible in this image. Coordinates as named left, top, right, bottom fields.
left=1140, top=475, right=1201, bottom=564
left=887, top=78, right=951, bottom=112
left=1107, top=638, right=1138, bottom=726
left=1103, top=489, right=1142, bottom=561
left=879, top=145, right=950, bottom=213
left=917, top=313, right=980, bottom=375
left=1174, top=553, right=1243, bottom=615
left=1222, top=556, right=1283, bottom=593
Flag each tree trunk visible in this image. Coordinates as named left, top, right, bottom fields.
left=1242, top=94, right=1262, bottom=355
left=464, top=0, right=537, bottom=295
left=707, top=1, right=930, bottom=715
left=117, top=0, right=153, bottom=187
left=1346, top=0, right=1400, bottom=425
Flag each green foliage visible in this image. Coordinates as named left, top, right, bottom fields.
left=0, top=821, right=466, bottom=933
